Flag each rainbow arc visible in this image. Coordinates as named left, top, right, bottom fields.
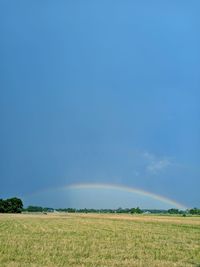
left=64, top=183, right=187, bottom=209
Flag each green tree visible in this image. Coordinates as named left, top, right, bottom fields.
left=130, top=207, right=142, bottom=214
left=26, top=206, right=43, bottom=212
left=0, top=199, right=6, bottom=213
left=0, top=197, right=23, bottom=213
left=189, top=208, right=200, bottom=215
left=6, top=198, right=23, bottom=213
left=168, top=209, right=179, bottom=214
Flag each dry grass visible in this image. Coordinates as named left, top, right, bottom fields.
left=0, top=213, right=199, bottom=267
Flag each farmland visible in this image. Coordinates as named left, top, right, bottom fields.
left=0, top=213, right=199, bottom=267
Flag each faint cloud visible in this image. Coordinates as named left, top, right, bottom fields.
left=147, top=159, right=171, bottom=173
left=143, top=151, right=172, bottom=174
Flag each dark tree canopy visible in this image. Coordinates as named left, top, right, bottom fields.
left=0, top=197, right=23, bottom=213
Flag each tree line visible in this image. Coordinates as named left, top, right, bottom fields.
left=23, top=206, right=143, bottom=214
left=54, top=207, right=143, bottom=214
left=0, top=197, right=200, bottom=215
left=24, top=206, right=200, bottom=215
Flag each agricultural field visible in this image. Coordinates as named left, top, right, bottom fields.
left=0, top=213, right=199, bottom=267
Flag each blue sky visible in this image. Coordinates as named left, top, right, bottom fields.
left=0, top=1, right=200, bottom=209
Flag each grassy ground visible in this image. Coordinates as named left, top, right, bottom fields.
left=0, top=213, right=199, bottom=267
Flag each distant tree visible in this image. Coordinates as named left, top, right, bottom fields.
left=116, top=207, right=123, bottom=213
left=67, top=208, right=76, bottom=213
left=26, top=206, right=43, bottom=212
left=0, top=197, right=23, bottom=213
left=130, top=207, right=142, bottom=214
left=167, top=209, right=180, bottom=214
left=6, top=198, right=23, bottom=213
left=0, top=199, right=6, bottom=213
left=43, top=207, right=54, bottom=212
left=189, top=208, right=200, bottom=215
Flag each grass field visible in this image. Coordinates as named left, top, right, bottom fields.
left=0, top=213, right=199, bottom=267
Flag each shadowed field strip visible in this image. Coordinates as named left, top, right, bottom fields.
left=0, top=213, right=199, bottom=267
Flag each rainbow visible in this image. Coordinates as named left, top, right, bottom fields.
left=64, top=183, right=188, bottom=209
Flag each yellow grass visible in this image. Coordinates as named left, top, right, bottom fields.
left=0, top=213, right=199, bottom=267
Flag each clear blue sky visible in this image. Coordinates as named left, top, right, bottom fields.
left=0, top=1, right=199, bottom=208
